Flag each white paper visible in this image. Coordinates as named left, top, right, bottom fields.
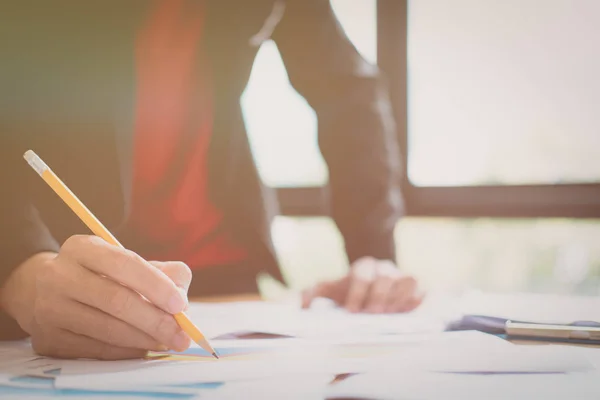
left=55, top=333, right=501, bottom=376
left=54, top=349, right=384, bottom=389
left=208, top=375, right=333, bottom=400
left=381, top=344, right=593, bottom=373
left=0, top=397, right=159, bottom=400
left=54, top=357, right=180, bottom=376
left=56, top=343, right=592, bottom=395
left=0, top=342, right=53, bottom=379
left=0, top=342, right=40, bottom=371
left=554, top=345, right=600, bottom=370
left=0, top=373, right=53, bottom=389
left=186, top=301, right=445, bottom=340
left=57, top=339, right=306, bottom=375
left=329, top=371, right=600, bottom=400
left=53, top=331, right=519, bottom=389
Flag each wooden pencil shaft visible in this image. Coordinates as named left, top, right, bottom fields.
left=24, top=150, right=216, bottom=357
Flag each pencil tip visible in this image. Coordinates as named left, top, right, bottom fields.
left=212, top=352, right=219, bottom=359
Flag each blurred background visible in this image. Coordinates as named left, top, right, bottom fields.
left=242, top=0, right=600, bottom=297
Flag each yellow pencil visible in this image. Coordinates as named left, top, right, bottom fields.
left=24, top=150, right=219, bottom=359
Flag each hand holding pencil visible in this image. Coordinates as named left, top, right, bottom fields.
left=0, top=150, right=218, bottom=360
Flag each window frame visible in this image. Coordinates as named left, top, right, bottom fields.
left=276, top=0, right=600, bottom=219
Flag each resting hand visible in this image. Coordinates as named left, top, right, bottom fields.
left=0, top=235, right=192, bottom=359
left=302, top=257, right=424, bottom=313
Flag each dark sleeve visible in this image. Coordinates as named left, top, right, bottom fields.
left=272, top=0, right=404, bottom=264
left=0, top=134, right=59, bottom=288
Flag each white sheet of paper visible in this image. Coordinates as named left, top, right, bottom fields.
left=329, top=371, right=600, bottom=400
left=376, top=344, right=593, bottom=374
left=186, top=301, right=445, bottom=339
left=207, top=375, right=333, bottom=400
left=0, top=343, right=51, bottom=378
left=54, top=344, right=593, bottom=393
left=0, top=341, right=39, bottom=370
left=0, top=373, right=53, bottom=389
left=56, top=339, right=308, bottom=376
left=553, top=345, right=600, bottom=370
left=459, top=292, right=600, bottom=325
left=53, top=332, right=531, bottom=390
left=54, top=350, right=385, bottom=389
left=55, top=333, right=503, bottom=376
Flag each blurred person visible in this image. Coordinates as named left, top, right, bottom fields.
left=0, top=0, right=423, bottom=359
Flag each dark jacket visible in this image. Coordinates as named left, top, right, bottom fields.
left=0, top=0, right=403, bottom=287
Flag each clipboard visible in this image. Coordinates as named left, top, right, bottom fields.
left=506, top=321, right=600, bottom=345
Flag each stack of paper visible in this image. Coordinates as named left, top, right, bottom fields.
left=1, top=300, right=598, bottom=399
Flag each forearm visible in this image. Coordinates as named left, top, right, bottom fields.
left=271, top=0, right=403, bottom=263
left=323, top=94, right=404, bottom=264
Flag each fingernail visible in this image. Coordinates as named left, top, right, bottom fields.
left=167, top=291, right=187, bottom=314
left=155, top=344, right=169, bottom=352
left=172, top=331, right=190, bottom=352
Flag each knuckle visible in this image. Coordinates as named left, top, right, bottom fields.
left=163, top=261, right=192, bottom=285
left=35, top=262, right=57, bottom=291
left=404, top=276, right=417, bottom=288
left=352, top=264, right=376, bottom=281
left=352, top=274, right=371, bottom=285
left=31, top=330, right=55, bottom=357
left=105, top=286, right=134, bottom=319
left=155, top=313, right=178, bottom=339
left=390, top=275, right=404, bottom=285
left=103, top=322, right=118, bottom=346
left=31, top=337, right=49, bottom=356
left=115, top=250, right=144, bottom=271
left=352, top=258, right=369, bottom=270
left=33, top=299, right=54, bottom=324
left=317, top=281, right=332, bottom=295
left=359, top=256, right=376, bottom=263
left=378, top=262, right=399, bottom=276
left=62, top=234, right=92, bottom=253
left=372, top=284, right=388, bottom=298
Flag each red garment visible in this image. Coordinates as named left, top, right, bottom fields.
left=127, top=0, right=246, bottom=268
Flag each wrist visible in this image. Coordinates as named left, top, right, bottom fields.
left=0, top=252, right=56, bottom=337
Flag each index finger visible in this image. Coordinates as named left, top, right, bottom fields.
left=60, top=235, right=187, bottom=314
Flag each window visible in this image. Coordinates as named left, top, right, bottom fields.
left=407, top=0, right=600, bottom=187
left=245, top=1, right=600, bottom=297
left=379, top=0, right=600, bottom=217
left=396, top=218, right=600, bottom=295
left=241, top=0, right=377, bottom=189
left=261, top=217, right=600, bottom=297
left=242, top=42, right=325, bottom=188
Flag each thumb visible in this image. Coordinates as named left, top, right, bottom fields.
left=301, top=276, right=349, bottom=309
left=150, top=261, right=192, bottom=309
left=301, top=286, right=321, bottom=309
